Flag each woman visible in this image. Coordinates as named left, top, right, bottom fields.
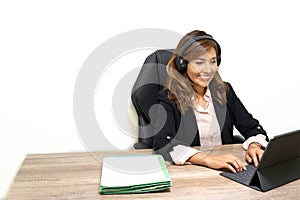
left=153, top=30, right=268, bottom=173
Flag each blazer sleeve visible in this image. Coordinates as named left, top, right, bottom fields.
left=226, top=82, right=268, bottom=140
left=152, top=90, right=197, bottom=162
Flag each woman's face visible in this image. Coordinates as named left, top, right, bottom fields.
left=186, top=47, right=218, bottom=89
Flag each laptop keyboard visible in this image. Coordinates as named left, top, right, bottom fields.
left=220, top=164, right=257, bottom=185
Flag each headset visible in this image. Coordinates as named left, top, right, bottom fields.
left=175, top=35, right=222, bottom=74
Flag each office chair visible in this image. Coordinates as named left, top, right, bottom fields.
left=131, top=49, right=244, bottom=149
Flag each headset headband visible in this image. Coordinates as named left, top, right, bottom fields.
left=177, top=35, right=221, bottom=58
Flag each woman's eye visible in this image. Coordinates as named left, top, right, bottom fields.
left=195, top=62, right=204, bottom=65
left=210, top=60, right=217, bottom=64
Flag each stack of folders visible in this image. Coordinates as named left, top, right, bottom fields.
left=99, top=154, right=171, bottom=194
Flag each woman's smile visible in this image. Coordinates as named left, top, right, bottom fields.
left=198, top=73, right=212, bottom=81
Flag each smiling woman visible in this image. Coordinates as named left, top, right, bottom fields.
left=153, top=30, right=269, bottom=174
left=166, top=31, right=225, bottom=113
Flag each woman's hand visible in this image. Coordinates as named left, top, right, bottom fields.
left=188, top=153, right=246, bottom=173
left=245, top=143, right=264, bottom=166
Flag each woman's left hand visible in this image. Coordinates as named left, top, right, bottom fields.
left=245, top=143, right=264, bottom=167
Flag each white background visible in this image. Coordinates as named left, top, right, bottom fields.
left=1, top=0, right=300, bottom=198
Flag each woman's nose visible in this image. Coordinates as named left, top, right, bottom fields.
left=203, top=62, right=212, bottom=72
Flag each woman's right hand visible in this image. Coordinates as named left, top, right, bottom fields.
left=188, top=153, right=246, bottom=173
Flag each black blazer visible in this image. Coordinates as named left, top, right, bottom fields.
left=152, top=82, right=268, bottom=162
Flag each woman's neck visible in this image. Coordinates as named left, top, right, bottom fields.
left=194, top=86, right=207, bottom=97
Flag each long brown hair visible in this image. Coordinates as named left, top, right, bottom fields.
left=166, top=30, right=227, bottom=113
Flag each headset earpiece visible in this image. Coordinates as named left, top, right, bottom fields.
left=175, top=56, right=188, bottom=74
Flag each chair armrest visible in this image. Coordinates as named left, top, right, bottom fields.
left=233, top=134, right=245, bottom=144
left=133, top=142, right=152, bottom=149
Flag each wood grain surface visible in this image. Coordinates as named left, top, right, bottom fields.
left=5, top=144, right=300, bottom=200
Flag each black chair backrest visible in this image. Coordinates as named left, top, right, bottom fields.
left=131, top=49, right=174, bottom=149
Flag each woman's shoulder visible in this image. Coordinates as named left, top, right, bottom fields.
left=157, top=89, right=183, bottom=119
left=225, top=81, right=238, bottom=92
left=157, top=89, right=171, bottom=103
left=223, top=81, right=239, bottom=101
left=223, top=81, right=233, bottom=90
left=157, top=89, right=178, bottom=107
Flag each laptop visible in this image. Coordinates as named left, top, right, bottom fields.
left=220, top=129, right=300, bottom=192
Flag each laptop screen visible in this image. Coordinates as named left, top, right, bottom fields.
left=258, top=129, right=300, bottom=170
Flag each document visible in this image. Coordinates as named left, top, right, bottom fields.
left=99, top=154, right=171, bottom=194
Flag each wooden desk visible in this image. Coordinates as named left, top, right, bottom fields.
left=5, top=144, right=300, bottom=199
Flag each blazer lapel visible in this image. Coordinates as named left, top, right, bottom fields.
left=211, top=95, right=227, bottom=135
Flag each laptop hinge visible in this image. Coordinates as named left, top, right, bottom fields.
left=257, top=157, right=300, bottom=192
left=248, top=171, right=262, bottom=191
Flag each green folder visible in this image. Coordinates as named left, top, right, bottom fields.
left=99, top=154, right=171, bottom=194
